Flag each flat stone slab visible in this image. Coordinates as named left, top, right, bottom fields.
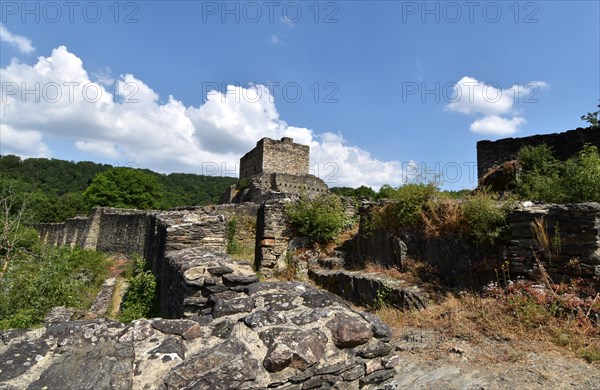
left=308, top=268, right=428, bottom=310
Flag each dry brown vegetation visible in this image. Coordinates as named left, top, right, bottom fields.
left=421, top=199, right=465, bottom=238
left=377, top=286, right=600, bottom=363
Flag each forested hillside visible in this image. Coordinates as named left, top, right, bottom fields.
left=0, top=155, right=237, bottom=223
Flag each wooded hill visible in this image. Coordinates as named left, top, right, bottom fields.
left=0, top=155, right=237, bottom=223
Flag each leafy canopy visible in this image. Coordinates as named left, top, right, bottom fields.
left=84, top=167, right=164, bottom=210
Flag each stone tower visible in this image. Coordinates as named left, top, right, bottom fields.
left=221, top=137, right=328, bottom=203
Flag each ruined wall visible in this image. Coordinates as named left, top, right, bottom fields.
left=96, top=209, right=151, bottom=255
left=353, top=201, right=600, bottom=286
left=477, top=127, right=600, bottom=178
left=353, top=226, right=487, bottom=288
left=309, top=268, right=427, bottom=310
left=35, top=204, right=258, bottom=260
left=240, top=137, right=309, bottom=179
left=255, top=199, right=294, bottom=277
left=508, top=202, right=600, bottom=278
left=158, top=248, right=259, bottom=318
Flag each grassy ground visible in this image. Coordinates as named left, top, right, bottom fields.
left=370, top=259, right=600, bottom=364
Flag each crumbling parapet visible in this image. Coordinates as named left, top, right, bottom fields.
left=476, top=127, right=600, bottom=179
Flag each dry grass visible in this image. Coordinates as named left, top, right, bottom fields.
left=362, top=261, right=405, bottom=279
left=377, top=289, right=600, bottom=363
left=229, top=243, right=255, bottom=262
left=531, top=217, right=554, bottom=261
left=422, top=199, right=465, bottom=238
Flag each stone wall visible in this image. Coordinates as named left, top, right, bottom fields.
left=507, top=202, right=600, bottom=278
left=353, top=200, right=600, bottom=286
left=240, top=137, right=309, bottom=179
left=309, top=268, right=427, bottom=310
left=35, top=208, right=149, bottom=254
left=255, top=199, right=298, bottom=278
left=96, top=209, right=151, bottom=255
left=352, top=202, right=489, bottom=288
left=476, top=127, right=600, bottom=178
left=35, top=204, right=259, bottom=260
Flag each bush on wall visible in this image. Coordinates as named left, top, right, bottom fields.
left=285, top=193, right=346, bottom=244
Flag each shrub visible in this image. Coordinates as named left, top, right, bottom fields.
left=516, top=144, right=600, bottom=203
left=286, top=193, right=346, bottom=244
left=422, top=199, right=465, bottom=238
left=461, top=192, right=513, bottom=250
left=118, top=255, right=158, bottom=323
left=562, top=145, right=600, bottom=202
left=0, top=244, right=111, bottom=329
left=516, top=144, right=564, bottom=202
left=378, top=183, right=439, bottom=229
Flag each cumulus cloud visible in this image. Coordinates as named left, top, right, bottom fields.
left=0, top=45, right=410, bottom=189
left=445, top=76, right=547, bottom=136
left=0, top=124, right=50, bottom=157
left=0, top=24, right=35, bottom=54
left=469, top=115, right=526, bottom=136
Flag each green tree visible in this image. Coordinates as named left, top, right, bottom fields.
left=580, top=103, right=599, bottom=127
left=354, top=185, right=377, bottom=199
left=84, top=167, right=164, bottom=210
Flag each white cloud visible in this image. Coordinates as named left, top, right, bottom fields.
left=446, top=76, right=546, bottom=136
left=0, top=24, right=35, bottom=54
left=91, top=66, right=115, bottom=86
left=446, top=76, right=514, bottom=116
left=0, top=124, right=50, bottom=157
left=0, top=45, right=411, bottom=190
left=270, top=34, right=280, bottom=44
left=469, top=115, right=526, bottom=136
left=75, top=140, right=120, bottom=159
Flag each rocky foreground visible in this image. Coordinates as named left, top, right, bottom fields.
left=1, top=282, right=400, bottom=390
left=2, top=248, right=598, bottom=389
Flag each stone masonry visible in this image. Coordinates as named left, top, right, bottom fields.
left=476, top=127, right=600, bottom=179
left=222, top=137, right=329, bottom=203
left=240, top=137, right=309, bottom=178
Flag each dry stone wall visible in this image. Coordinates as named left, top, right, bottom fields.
left=255, top=199, right=295, bottom=277
left=508, top=202, right=600, bottom=278
left=476, top=127, right=600, bottom=178
left=354, top=201, right=600, bottom=286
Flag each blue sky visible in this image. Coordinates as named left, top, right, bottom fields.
left=1, top=1, right=599, bottom=190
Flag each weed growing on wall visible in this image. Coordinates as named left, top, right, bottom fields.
left=461, top=191, right=514, bottom=250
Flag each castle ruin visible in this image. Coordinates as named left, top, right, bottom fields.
left=221, top=137, right=329, bottom=203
